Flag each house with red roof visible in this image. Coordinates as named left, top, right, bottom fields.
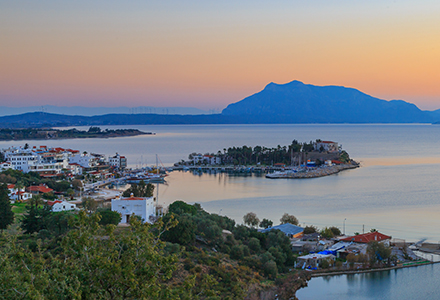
left=340, top=231, right=392, bottom=247
left=7, top=184, right=32, bottom=202
left=26, top=184, right=54, bottom=195
left=47, top=200, right=77, bottom=212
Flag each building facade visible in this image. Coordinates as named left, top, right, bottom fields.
left=111, top=195, right=156, bottom=224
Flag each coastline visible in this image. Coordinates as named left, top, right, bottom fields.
left=266, top=162, right=360, bottom=179
left=309, top=260, right=435, bottom=278
left=0, top=128, right=154, bottom=141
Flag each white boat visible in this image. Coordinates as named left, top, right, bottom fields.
left=266, top=169, right=297, bottom=179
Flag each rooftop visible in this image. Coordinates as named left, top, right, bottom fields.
left=340, top=232, right=391, bottom=244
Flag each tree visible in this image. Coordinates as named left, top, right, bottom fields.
left=280, top=213, right=299, bottom=225
left=21, top=200, right=52, bottom=234
left=303, top=225, right=318, bottom=234
left=167, top=200, right=197, bottom=215
left=0, top=183, right=14, bottom=232
left=2, top=211, right=188, bottom=299
left=71, top=179, right=83, bottom=191
left=262, top=260, right=278, bottom=278
left=97, top=209, right=122, bottom=226
left=320, top=227, right=335, bottom=239
left=248, top=237, right=261, bottom=253
left=82, top=197, right=98, bottom=213
left=243, top=212, right=259, bottom=228
left=161, top=214, right=195, bottom=245
left=87, top=126, right=101, bottom=133
left=367, top=241, right=391, bottom=266
left=43, top=191, right=56, bottom=200
left=329, top=226, right=341, bottom=236
left=66, top=188, right=75, bottom=200
left=122, top=180, right=154, bottom=198
left=259, top=218, right=273, bottom=229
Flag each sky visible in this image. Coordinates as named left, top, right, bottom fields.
left=1, top=0, right=440, bottom=110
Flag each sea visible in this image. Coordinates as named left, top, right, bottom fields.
left=2, top=123, right=440, bottom=299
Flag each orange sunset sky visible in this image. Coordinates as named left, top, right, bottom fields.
left=1, top=1, right=440, bottom=110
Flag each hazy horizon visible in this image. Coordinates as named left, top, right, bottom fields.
left=2, top=1, right=440, bottom=110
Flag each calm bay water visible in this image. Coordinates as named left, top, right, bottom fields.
left=296, top=263, right=440, bottom=300
left=2, top=124, right=440, bottom=299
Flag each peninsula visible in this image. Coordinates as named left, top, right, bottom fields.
left=0, top=127, right=153, bottom=141
left=175, top=139, right=359, bottom=178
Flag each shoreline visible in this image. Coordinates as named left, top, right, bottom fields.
left=309, top=260, right=436, bottom=278
left=266, top=163, right=360, bottom=179
left=0, top=128, right=154, bottom=141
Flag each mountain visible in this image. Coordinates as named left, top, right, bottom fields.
left=222, top=80, right=435, bottom=123
left=0, top=81, right=438, bottom=127
left=0, top=112, right=238, bottom=128
left=0, top=106, right=211, bottom=117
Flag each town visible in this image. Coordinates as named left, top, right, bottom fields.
left=0, top=143, right=437, bottom=299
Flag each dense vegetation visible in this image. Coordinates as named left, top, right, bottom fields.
left=0, top=197, right=309, bottom=299
left=186, top=140, right=351, bottom=166
left=162, top=201, right=297, bottom=279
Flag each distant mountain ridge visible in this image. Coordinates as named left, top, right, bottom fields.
left=0, top=105, right=212, bottom=117
left=222, top=80, right=436, bottom=123
left=1, top=81, right=439, bottom=127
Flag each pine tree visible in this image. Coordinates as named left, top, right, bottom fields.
left=0, top=183, right=14, bottom=233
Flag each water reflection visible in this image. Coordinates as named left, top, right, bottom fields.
left=298, top=264, right=440, bottom=300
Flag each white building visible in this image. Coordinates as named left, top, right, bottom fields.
left=48, top=200, right=77, bottom=212
left=69, top=153, right=98, bottom=168
left=2, top=146, right=72, bottom=174
left=109, top=153, right=127, bottom=169
left=111, top=195, right=156, bottom=224
left=314, top=141, right=339, bottom=153
left=7, top=184, right=32, bottom=203
left=0, top=162, right=13, bottom=171
left=210, top=156, right=222, bottom=165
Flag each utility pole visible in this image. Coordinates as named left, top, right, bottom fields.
left=343, top=218, right=346, bottom=235
left=363, top=225, right=365, bottom=234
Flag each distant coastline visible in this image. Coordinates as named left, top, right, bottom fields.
left=0, top=127, right=153, bottom=141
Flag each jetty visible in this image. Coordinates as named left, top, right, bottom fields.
left=266, top=163, right=359, bottom=179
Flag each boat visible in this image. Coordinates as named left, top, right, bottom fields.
left=266, top=169, right=297, bottom=179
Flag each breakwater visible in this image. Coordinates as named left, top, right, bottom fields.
left=266, top=163, right=359, bottom=179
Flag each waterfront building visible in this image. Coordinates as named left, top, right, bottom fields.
left=340, top=231, right=392, bottom=246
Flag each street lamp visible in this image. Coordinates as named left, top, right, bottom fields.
left=343, top=218, right=347, bottom=236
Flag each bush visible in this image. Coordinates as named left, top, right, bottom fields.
left=97, top=210, right=122, bottom=226
left=263, top=260, right=278, bottom=278
left=161, top=214, right=196, bottom=246
left=168, top=200, right=197, bottom=215
left=230, top=245, right=244, bottom=260
left=320, top=259, right=330, bottom=269
left=248, top=237, right=261, bottom=253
